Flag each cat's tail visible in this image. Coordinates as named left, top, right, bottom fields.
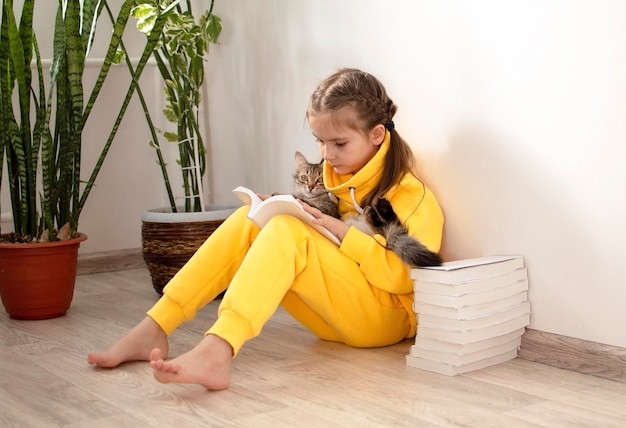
left=384, top=224, right=443, bottom=267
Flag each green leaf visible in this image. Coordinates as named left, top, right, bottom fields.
left=131, top=3, right=158, bottom=19
left=163, top=105, right=177, bottom=123
left=163, top=131, right=178, bottom=142
left=189, top=55, right=204, bottom=89
left=204, top=13, right=222, bottom=43
left=131, top=4, right=159, bottom=34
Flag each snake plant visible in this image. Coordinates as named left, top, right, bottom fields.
left=0, top=0, right=167, bottom=242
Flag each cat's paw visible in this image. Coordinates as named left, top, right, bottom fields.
left=364, top=206, right=384, bottom=229
left=374, top=198, right=399, bottom=222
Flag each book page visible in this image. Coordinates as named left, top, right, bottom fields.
left=232, top=186, right=261, bottom=208
left=250, top=195, right=309, bottom=228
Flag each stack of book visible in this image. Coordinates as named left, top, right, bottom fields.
left=406, top=255, right=530, bottom=376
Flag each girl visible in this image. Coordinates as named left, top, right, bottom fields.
left=87, top=68, right=444, bottom=390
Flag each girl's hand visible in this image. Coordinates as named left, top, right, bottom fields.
left=300, top=200, right=350, bottom=242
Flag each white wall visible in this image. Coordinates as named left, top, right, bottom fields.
left=2, top=0, right=625, bottom=348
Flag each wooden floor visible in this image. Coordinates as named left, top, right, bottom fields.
left=1, top=268, right=626, bottom=427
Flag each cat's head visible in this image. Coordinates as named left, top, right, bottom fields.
left=293, top=151, right=326, bottom=197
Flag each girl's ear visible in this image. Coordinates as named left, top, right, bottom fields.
left=370, top=123, right=386, bottom=145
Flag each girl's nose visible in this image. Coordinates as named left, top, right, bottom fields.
left=321, top=146, right=334, bottom=161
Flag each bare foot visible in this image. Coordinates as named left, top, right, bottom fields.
left=87, top=316, right=169, bottom=368
left=150, top=334, right=232, bottom=390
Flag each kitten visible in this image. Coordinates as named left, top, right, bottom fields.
left=293, top=151, right=340, bottom=218
left=293, top=151, right=441, bottom=267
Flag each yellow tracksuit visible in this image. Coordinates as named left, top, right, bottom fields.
left=147, top=133, right=444, bottom=355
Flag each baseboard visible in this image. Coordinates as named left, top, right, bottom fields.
left=519, top=328, right=626, bottom=383
left=77, top=248, right=145, bottom=275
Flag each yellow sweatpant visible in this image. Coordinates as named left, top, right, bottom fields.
left=147, top=206, right=411, bottom=356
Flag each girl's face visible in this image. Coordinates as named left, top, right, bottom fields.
left=309, top=107, right=385, bottom=176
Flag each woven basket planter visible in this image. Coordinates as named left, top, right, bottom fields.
left=141, top=206, right=238, bottom=295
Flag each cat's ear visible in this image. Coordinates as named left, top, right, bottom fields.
left=295, top=151, right=308, bottom=167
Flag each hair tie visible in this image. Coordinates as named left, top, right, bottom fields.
left=385, top=120, right=395, bottom=131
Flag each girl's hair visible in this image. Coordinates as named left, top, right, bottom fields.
left=307, top=68, right=417, bottom=207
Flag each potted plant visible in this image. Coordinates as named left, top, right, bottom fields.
left=131, top=0, right=237, bottom=295
left=0, top=0, right=168, bottom=319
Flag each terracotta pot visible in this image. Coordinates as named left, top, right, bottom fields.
left=141, top=206, right=237, bottom=295
left=0, top=233, right=88, bottom=320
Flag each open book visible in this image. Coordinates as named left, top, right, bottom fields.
left=232, top=186, right=340, bottom=245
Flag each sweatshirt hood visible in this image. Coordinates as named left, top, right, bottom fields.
left=323, top=131, right=390, bottom=216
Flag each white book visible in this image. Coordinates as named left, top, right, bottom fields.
left=232, top=186, right=339, bottom=245
left=412, top=328, right=526, bottom=355
left=409, top=336, right=521, bottom=366
left=410, top=255, right=524, bottom=284
left=413, top=268, right=527, bottom=296
left=416, top=313, right=531, bottom=344
left=406, top=348, right=519, bottom=376
left=414, top=279, right=528, bottom=307
left=413, top=291, right=528, bottom=319
left=417, top=302, right=530, bottom=331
